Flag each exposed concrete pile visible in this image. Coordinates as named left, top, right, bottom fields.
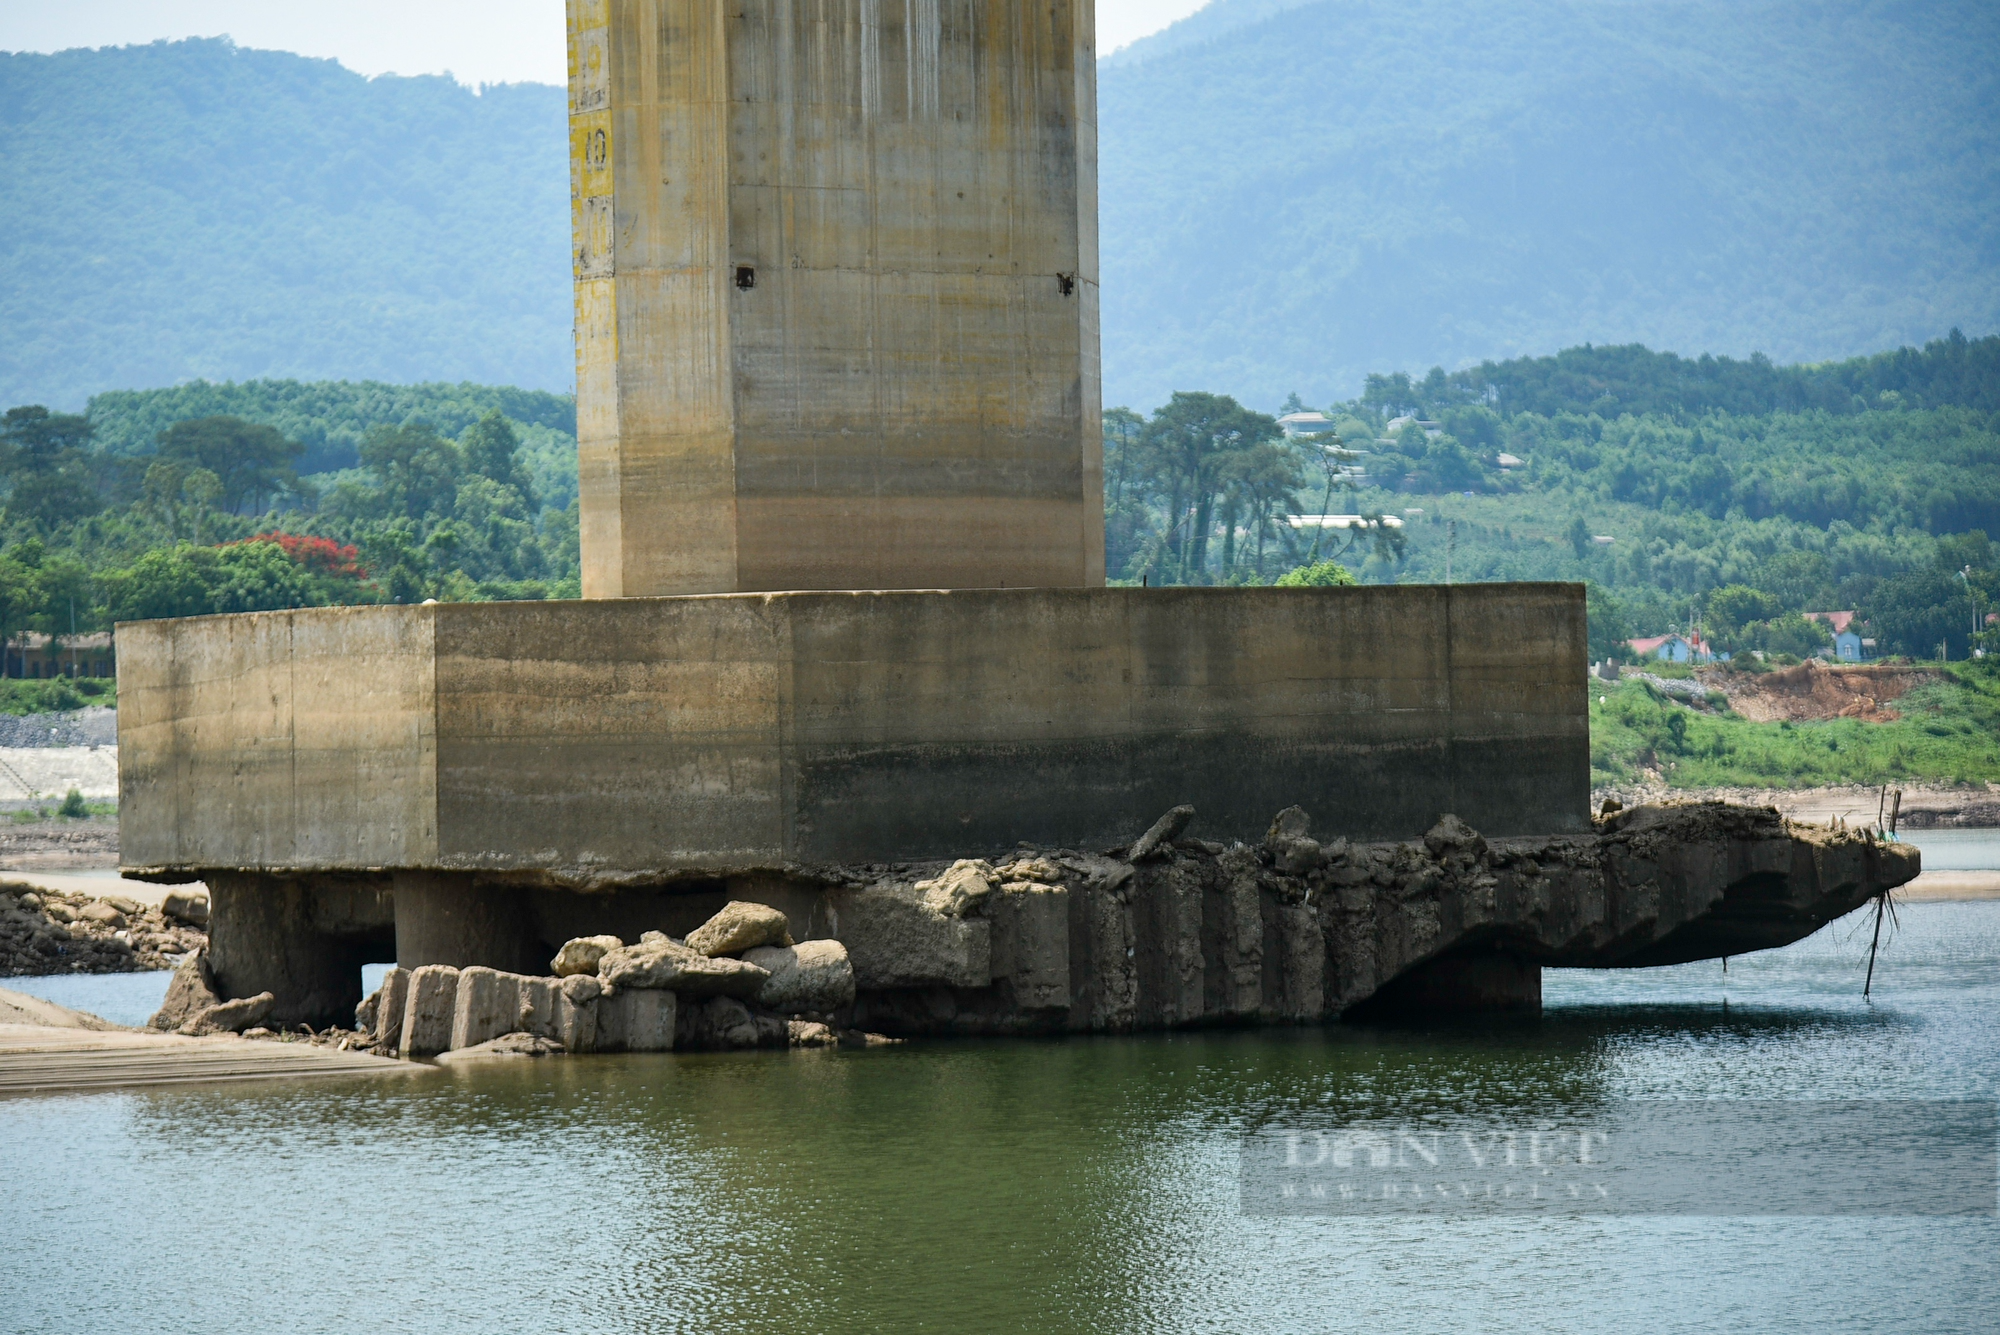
left=1, top=882, right=207, bottom=975
left=810, top=801, right=1918, bottom=1034
left=167, top=802, right=1917, bottom=1050
left=354, top=901, right=875, bottom=1060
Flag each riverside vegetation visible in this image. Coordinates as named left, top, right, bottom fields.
left=1, top=339, right=1997, bottom=793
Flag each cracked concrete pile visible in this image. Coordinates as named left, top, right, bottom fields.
left=143, top=800, right=1917, bottom=1051
left=1, top=882, right=207, bottom=976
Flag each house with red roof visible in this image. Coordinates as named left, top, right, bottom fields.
left=1627, top=631, right=1717, bottom=664
left=1803, top=611, right=1869, bottom=661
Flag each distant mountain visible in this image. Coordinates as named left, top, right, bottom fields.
left=1097, top=0, right=2000, bottom=410
left=1103, top=0, right=1317, bottom=68
left=0, top=39, right=569, bottom=410
left=4, top=6, right=1997, bottom=416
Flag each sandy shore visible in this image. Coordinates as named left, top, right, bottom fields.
left=1899, top=872, right=2000, bottom=902
left=0, top=987, right=428, bottom=1095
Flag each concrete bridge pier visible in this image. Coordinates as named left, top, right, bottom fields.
left=204, top=873, right=394, bottom=1029
left=390, top=873, right=546, bottom=977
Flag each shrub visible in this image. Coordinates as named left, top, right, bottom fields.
left=1275, top=561, right=1359, bottom=588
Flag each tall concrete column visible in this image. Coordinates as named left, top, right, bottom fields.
left=569, top=0, right=1105, bottom=597
left=391, top=873, right=546, bottom=975
left=204, top=872, right=372, bottom=1027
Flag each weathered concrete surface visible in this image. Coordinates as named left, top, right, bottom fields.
left=570, top=0, right=1103, bottom=598
left=238, top=802, right=1916, bottom=1047
left=839, top=803, right=1921, bottom=1035
left=119, top=583, right=1588, bottom=881
left=202, top=873, right=391, bottom=1028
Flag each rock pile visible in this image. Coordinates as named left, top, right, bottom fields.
left=0, top=882, right=207, bottom=975
left=354, top=900, right=876, bottom=1060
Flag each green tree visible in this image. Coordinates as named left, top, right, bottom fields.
left=1862, top=569, right=1977, bottom=659
left=1704, top=585, right=1783, bottom=646
left=0, top=406, right=103, bottom=529
left=155, top=415, right=303, bottom=514
left=98, top=542, right=334, bottom=622
left=1756, top=610, right=1834, bottom=658
left=1586, top=583, right=1632, bottom=661
left=1275, top=560, right=1358, bottom=587
left=459, top=410, right=537, bottom=508
left=1128, top=392, right=1284, bottom=584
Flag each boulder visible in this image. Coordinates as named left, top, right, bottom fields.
left=1128, top=805, right=1195, bottom=861
left=179, top=992, right=274, bottom=1036
left=595, top=987, right=676, bottom=1053
left=676, top=996, right=788, bottom=1051
left=1424, top=814, right=1488, bottom=861
left=685, top=901, right=792, bottom=957
left=437, top=1032, right=565, bottom=1062
left=1265, top=806, right=1325, bottom=875
left=517, top=975, right=560, bottom=1038
left=995, top=856, right=1063, bottom=884
left=598, top=936, right=771, bottom=998
left=399, top=965, right=460, bottom=1058
left=148, top=950, right=220, bottom=1031
left=787, top=1020, right=839, bottom=1048
left=556, top=974, right=601, bottom=1053
left=825, top=884, right=990, bottom=989
left=102, top=894, right=145, bottom=916
left=550, top=935, right=623, bottom=978
left=916, top=861, right=998, bottom=917
left=161, top=890, right=209, bottom=927
left=77, top=902, right=127, bottom=929
left=744, top=939, right=857, bottom=1015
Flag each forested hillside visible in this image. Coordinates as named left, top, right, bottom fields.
left=0, top=40, right=569, bottom=410
left=1098, top=0, right=2000, bottom=409
left=6, top=3, right=1998, bottom=413
left=0, top=334, right=1989, bottom=675
left=1098, top=333, right=2000, bottom=663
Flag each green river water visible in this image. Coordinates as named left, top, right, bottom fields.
left=4, top=899, right=1997, bottom=1334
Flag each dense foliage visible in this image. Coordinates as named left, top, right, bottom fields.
left=0, top=334, right=1992, bottom=685
left=0, top=390, right=580, bottom=643
left=1104, top=334, right=2000, bottom=663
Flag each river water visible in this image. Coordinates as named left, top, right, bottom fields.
left=4, top=900, right=1998, bottom=1334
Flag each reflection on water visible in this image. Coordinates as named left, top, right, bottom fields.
left=5, top=970, right=173, bottom=1028
left=2, top=902, right=1996, bottom=1334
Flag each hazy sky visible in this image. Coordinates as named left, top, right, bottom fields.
left=0, top=1, right=1209, bottom=83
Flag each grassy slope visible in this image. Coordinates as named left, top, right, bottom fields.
left=1589, top=664, right=2000, bottom=791
left=0, top=679, right=116, bottom=716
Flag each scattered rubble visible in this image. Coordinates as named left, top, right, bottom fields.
left=1, top=881, right=207, bottom=975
